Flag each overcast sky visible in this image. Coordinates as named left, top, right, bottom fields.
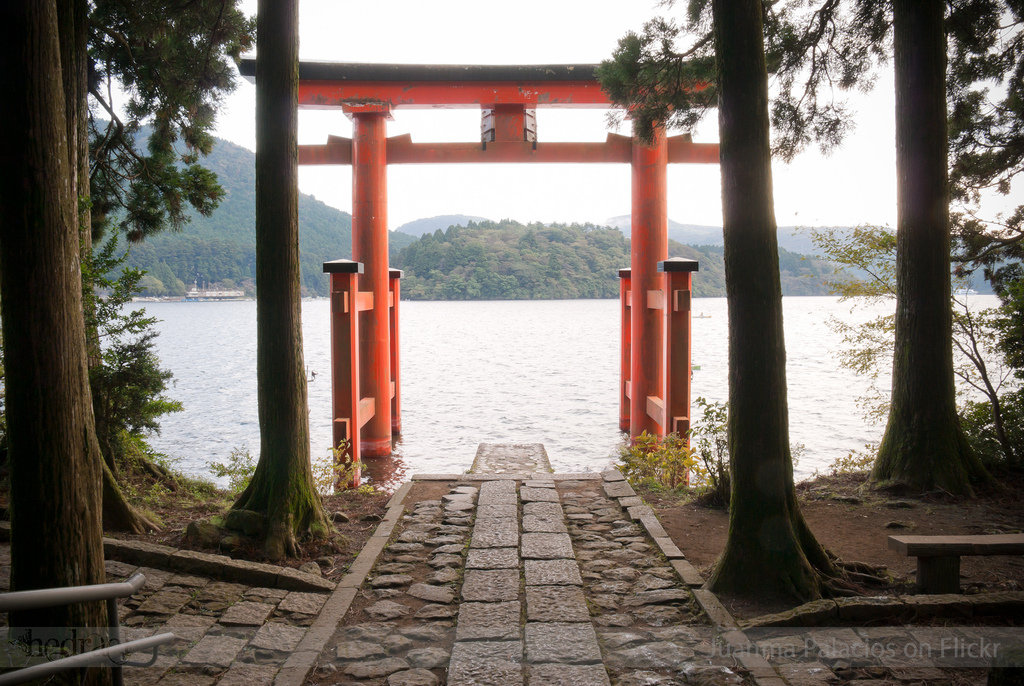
left=212, top=0, right=908, bottom=231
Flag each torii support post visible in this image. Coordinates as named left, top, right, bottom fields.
left=660, top=258, right=698, bottom=437
left=630, top=126, right=669, bottom=441
left=619, top=268, right=632, bottom=432
left=351, top=112, right=393, bottom=457
left=389, top=268, right=402, bottom=434
left=324, top=258, right=375, bottom=489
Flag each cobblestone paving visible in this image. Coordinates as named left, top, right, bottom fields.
left=0, top=544, right=330, bottom=685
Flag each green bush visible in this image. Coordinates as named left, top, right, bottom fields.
left=208, top=446, right=256, bottom=495
left=617, top=431, right=694, bottom=490
left=960, top=391, right=1024, bottom=469
left=689, top=397, right=730, bottom=505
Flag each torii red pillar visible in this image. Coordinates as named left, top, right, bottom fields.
left=629, top=125, right=668, bottom=440
left=351, top=112, right=392, bottom=457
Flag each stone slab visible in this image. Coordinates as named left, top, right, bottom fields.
left=670, top=559, right=705, bottom=587
left=478, top=491, right=519, bottom=506
left=521, top=533, right=575, bottom=560
left=455, top=601, right=522, bottom=641
left=276, top=567, right=335, bottom=592
left=521, top=487, right=560, bottom=503
left=637, top=515, right=668, bottom=539
left=462, top=569, right=520, bottom=602
left=278, top=591, right=328, bottom=615
left=471, top=519, right=519, bottom=548
left=477, top=504, right=518, bottom=519
left=216, top=664, right=279, bottom=686
left=652, top=536, right=686, bottom=559
left=601, top=469, right=625, bottom=482
left=407, top=583, right=456, bottom=604
left=626, top=505, right=656, bottom=520
left=526, top=586, right=590, bottom=622
left=250, top=621, right=307, bottom=652
left=692, top=589, right=738, bottom=628
left=524, top=502, right=563, bottom=518
left=523, top=515, right=568, bottom=534
left=602, top=481, right=636, bottom=499
left=448, top=644, right=523, bottom=686
left=466, top=547, right=520, bottom=570
left=523, top=481, right=557, bottom=488
left=525, top=623, right=603, bottom=664
left=617, top=497, right=643, bottom=508
left=219, top=600, right=274, bottom=626
left=524, top=559, right=582, bottom=586
left=527, top=664, right=611, bottom=686
left=182, top=634, right=248, bottom=667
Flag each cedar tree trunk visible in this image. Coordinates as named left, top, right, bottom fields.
left=872, top=0, right=992, bottom=495
left=0, top=0, right=109, bottom=654
left=58, top=0, right=158, bottom=533
left=233, top=0, right=329, bottom=560
left=704, top=0, right=836, bottom=602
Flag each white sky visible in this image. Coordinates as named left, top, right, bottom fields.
left=212, top=0, right=910, bottom=231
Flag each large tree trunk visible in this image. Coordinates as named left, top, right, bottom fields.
left=233, top=0, right=329, bottom=561
left=872, top=0, right=992, bottom=496
left=0, top=0, right=109, bottom=661
left=704, top=0, right=836, bottom=602
left=57, top=0, right=158, bottom=534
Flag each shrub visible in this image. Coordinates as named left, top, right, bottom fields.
left=689, top=397, right=730, bottom=505
left=208, top=446, right=256, bottom=495
left=617, top=431, right=694, bottom=490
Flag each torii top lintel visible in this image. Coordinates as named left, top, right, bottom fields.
left=238, top=59, right=719, bottom=165
left=238, top=59, right=611, bottom=110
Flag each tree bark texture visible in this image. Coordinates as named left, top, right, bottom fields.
left=0, top=0, right=109, bottom=647
left=872, top=0, right=992, bottom=495
left=705, top=0, right=835, bottom=602
left=235, top=0, right=328, bottom=561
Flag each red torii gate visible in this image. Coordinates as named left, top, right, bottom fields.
left=239, top=60, right=719, bottom=477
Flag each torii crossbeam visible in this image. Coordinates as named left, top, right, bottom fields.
left=239, top=60, right=719, bottom=479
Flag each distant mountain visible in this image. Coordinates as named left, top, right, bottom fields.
left=392, top=219, right=836, bottom=300
left=395, top=214, right=492, bottom=237
left=120, top=133, right=411, bottom=298
left=604, top=214, right=842, bottom=256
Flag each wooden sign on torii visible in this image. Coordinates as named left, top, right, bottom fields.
left=239, top=60, right=720, bottom=480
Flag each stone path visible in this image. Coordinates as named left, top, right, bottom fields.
left=3, top=444, right=1018, bottom=685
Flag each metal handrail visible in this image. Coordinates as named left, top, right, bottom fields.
left=0, top=573, right=173, bottom=686
left=0, top=633, right=176, bottom=686
left=0, top=573, right=146, bottom=612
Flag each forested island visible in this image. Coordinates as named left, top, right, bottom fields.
left=392, top=219, right=835, bottom=299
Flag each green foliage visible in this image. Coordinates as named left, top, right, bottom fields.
left=208, top=446, right=257, bottom=495
left=688, top=397, right=730, bottom=505
left=616, top=431, right=694, bottom=490
left=597, top=1, right=882, bottom=158
left=83, top=238, right=183, bottom=461
left=88, top=0, right=256, bottom=242
left=827, top=444, right=877, bottom=476
left=960, top=391, right=1024, bottom=468
left=314, top=441, right=359, bottom=495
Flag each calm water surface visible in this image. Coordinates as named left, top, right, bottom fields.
left=143, top=296, right=973, bottom=487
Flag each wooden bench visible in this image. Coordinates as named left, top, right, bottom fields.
left=888, top=534, right=1024, bottom=594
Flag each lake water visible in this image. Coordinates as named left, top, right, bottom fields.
left=142, top=295, right=994, bottom=488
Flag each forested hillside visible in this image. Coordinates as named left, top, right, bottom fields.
left=118, top=134, right=416, bottom=297
left=393, top=220, right=835, bottom=299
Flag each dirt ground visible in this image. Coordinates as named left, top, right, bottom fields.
left=641, top=470, right=1024, bottom=618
